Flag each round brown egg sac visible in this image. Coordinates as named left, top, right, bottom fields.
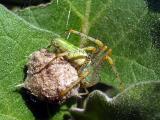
left=23, top=49, right=79, bottom=103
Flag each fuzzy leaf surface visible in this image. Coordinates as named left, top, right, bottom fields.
left=71, top=81, right=160, bottom=120
left=16, top=0, right=160, bottom=89
left=0, top=4, right=68, bottom=120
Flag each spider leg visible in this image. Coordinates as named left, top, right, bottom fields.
left=76, top=88, right=89, bottom=97
left=68, top=29, right=109, bottom=51
left=68, top=29, right=110, bottom=58
left=60, top=70, right=90, bottom=97
left=82, top=46, right=96, bottom=53
left=103, top=49, right=125, bottom=90
left=33, top=51, right=69, bottom=74
left=68, top=29, right=125, bottom=90
left=103, top=49, right=113, bottom=65
left=68, top=29, right=114, bottom=65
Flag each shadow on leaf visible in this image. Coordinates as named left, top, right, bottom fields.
left=150, top=19, right=160, bottom=49
left=19, top=88, right=61, bottom=120
left=145, top=0, right=160, bottom=12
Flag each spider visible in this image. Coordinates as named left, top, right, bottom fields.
left=19, top=29, right=121, bottom=103
left=42, top=29, right=117, bottom=97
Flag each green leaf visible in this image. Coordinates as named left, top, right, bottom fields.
left=1, top=0, right=160, bottom=119
left=0, top=4, right=68, bottom=120
left=71, top=81, right=160, bottom=120
left=15, top=0, right=160, bottom=89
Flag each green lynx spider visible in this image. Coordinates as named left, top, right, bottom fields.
left=36, top=29, right=115, bottom=97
